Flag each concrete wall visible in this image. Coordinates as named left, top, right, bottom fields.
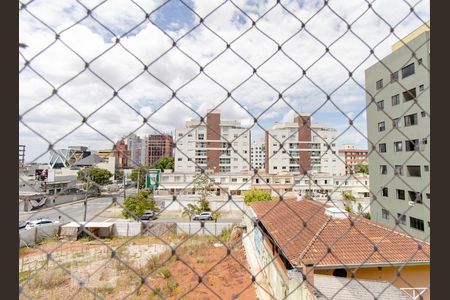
left=19, top=224, right=60, bottom=247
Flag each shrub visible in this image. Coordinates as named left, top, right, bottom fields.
left=244, top=189, right=275, bottom=205
left=159, top=267, right=171, bottom=279
left=166, top=280, right=178, bottom=293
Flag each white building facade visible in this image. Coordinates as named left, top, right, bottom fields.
left=174, top=111, right=251, bottom=173
left=250, top=141, right=265, bottom=170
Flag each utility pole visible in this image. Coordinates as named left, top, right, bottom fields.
left=83, top=189, right=87, bottom=222
left=123, top=170, right=126, bottom=201
left=137, top=169, right=140, bottom=193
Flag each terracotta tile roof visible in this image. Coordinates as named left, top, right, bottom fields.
left=249, top=199, right=430, bottom=268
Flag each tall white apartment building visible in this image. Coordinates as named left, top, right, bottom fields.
left=365, top=23, right=430, bottom=241
left=250, top=141, right=265, bottom=170
left=174, top=111, right=251, bottom=173
left=265, top=114, right=344, bottom=175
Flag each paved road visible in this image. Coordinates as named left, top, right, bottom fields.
left=19, top=192, right=243, bottom=225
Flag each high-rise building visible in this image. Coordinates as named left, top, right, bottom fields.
left=365, top=23, right=430, bottom=241
left=147, top=134, right=173, bottom=166
left=338, top=144, right=368, bottom=175
left=140, top=136, right=149, bottom=166
left=174, top=110, right=251, bottom=173
left=250, top=141, right=265, bottom=170
left=265, top=115, right=344, bottom=175
left=126, top=134, right=142, bottom=167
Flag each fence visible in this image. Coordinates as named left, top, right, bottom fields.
left=19, top=224, right=60, bottom=247
left=19, top=0, right=430, bottom=299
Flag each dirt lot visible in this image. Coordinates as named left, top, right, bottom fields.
left=19, top=232, right=257, bottom=300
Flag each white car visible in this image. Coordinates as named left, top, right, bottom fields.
left=193, top=211, right=213, bottom=221
left=25, top=218, right=60, bottom=230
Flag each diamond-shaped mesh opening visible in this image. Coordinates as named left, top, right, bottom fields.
left=19, top=0, right=430, bottom=299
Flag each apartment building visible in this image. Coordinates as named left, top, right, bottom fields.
left=147, top=134, right=173, bottom=166
left=338, top=144, right=368, bottom=174
left=265, top=115, right=344, bottom=175
left=365, top=23, right=430, bottom=241
left=174, top=111, right=251, bottom=173
left=250, top=141, right=265, bottom=170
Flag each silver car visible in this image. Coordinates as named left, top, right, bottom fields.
left=193, top=211, right=213, bottom=221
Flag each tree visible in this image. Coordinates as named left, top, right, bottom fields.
left=181, top=174, right=217, bottom=220
left=153, top=157, right=174, bottom=171
left=129, top=166, right=150, bottom=189
left=115, top=170, right=124, bottom=181
left=342, top=191, right=356, bottom=201
left=354, top=164, right=369, bottom=174
left=243, top=189, right=275, bottom=206
left=122, top=189, right=159, bottom=219
left=77, top=167, right=113, bottom=186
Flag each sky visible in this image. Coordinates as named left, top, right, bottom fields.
left=19, top=0, right=430, bottom=163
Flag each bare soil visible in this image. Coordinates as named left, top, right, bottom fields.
left=19, top=235, right=257, bottom=300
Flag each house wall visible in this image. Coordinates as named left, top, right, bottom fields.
left=243, top=207, right=311, bottom=299
left=315, top=265, right=430, bottom=300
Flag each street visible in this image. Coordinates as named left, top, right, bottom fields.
left=19, top=193, right=243, bottom=225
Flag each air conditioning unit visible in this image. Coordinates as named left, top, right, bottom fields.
left=408, top=201, right=416, bottom=206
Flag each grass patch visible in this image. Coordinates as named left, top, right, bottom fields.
left=19, top=270, right=33, bottom=283
left=218, top=226, right=233, bottom=243
left=159, top=267, right=171, bottom=279
left=27, top=268, right=70, bottom=290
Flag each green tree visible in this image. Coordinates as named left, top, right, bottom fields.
left=342, top=191, right=356, bottom=201
left=181, top=174, right=216, bottom=220
left=243, top=188, right=275, bottom=206
left=77, top=167, right=113, bottom=186
left=354, top=164, right=369, bottom=174
left=122, top=189, right=159, bottom=219
left=153, top=157, right=174, bottom=170
left=129, top=166, right=150, bottom=189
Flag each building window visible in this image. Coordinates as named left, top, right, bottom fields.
left=382, top=208, right=389, bottom=219
left=401, top=63, right=415, bottom=78
left=376, top=100, right=384, bottom=111
left=424, top=165, right=429, bottom=172
left=410, top=217, right=424, bottom=231
left=406, top=165, right=421, bottom=177
left=405, top=139, right=419, bottom=151
left=266, top=178, right=270, bottom=183
left=397, top=213, right=407, bottom=225
left=403, top=88, right=416, bottom=102
left=396, top=189, right=405, bottom=200
left=395, top=165, right=403, bottom=175
left=422, top=138, right=428, bottom=145
left=231, top=178, right=237, bottom=183
left=394, top=141, right=403, bottom=152
left=274, top=166, right=278, bottom=170
left=380, top=165, right=387, bottom=175
left=379, top=143, right=386, bottom=153
left=378, top=121, right=386, bottom=132
left=391, top=94, right=400, bottom=106
left=404, top=113, right=418, bottom=126
left=419, top=84, right=424, bottom=91
left=376, top=79, right=383, bottom=90
left=255, top=178, right=259, bottom=183
left=177, top=158, right=182, bottom=161
left=390, top=72, right=399, bottom=82
left=392, top=118, right=401, bottom=128
left=418, top=58, right=422, bottom=65
left=421, top=111, right=426, bottom=117
left=242, top=178, right=248, bottom=182
left=408, top=191, right=423, bottom=203
left=382, top=187, right=388, bottom=197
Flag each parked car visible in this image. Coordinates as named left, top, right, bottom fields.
left=140, top=210, right=156, bottom=221
left=25, top=218, right=60, bottom=230
left=193, top=211, right=213, bottom=221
